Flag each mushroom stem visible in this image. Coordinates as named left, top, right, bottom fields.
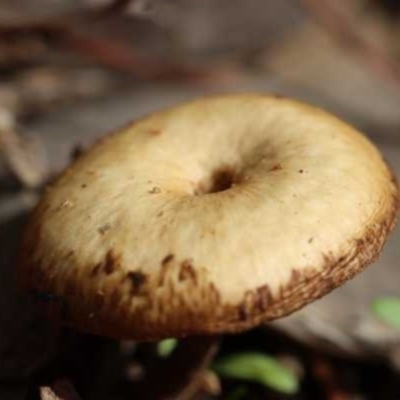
left=136, top=335, right=220, bottom=400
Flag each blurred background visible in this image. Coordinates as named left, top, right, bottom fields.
left=1, top=1, right=400, bottom=399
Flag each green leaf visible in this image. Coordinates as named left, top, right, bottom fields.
left=157, top=338, right=177, bottom=358
left=213, top=352, right=299, bottom=395
left=371, top=297, right=400, bottom=330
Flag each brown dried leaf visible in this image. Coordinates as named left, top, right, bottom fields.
left=0, top=123, right=47, bottom=188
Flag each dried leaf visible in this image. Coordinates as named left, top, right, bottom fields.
left=40, top=380, right=81, bottom=400
left=0, top=123, right=47, bottom=188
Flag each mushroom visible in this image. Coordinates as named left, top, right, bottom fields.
left=19, top=94, right=399, bottom=398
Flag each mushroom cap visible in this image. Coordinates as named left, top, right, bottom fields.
left=20, top=94, right=399, bottom=341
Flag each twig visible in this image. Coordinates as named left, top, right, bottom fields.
left=312, top=358, right=352, bottom=400
left=301, top=0, right=400, bottom=87
left=40, top=379, right=81, bottom=400
left=62, top=30, right=212, bottom=81
left=0, top=0, right=133, bottom=33
left=99, top=0, right=132, bottom=15
left=0, top=11, right=214, bottom=82
left=136, top=336, right=220, bottom=400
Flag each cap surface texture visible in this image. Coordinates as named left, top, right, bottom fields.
left=20, top=94, right=399, bottom=340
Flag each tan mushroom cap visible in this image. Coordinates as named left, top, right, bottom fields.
left=20, top=94, right=399, bottom=341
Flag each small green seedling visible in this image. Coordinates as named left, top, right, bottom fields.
left=157, top=338, right=178, bottom=358
left=213, top=352, right=299, bottom=395
left=371, top=297, right=400, bottom=330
